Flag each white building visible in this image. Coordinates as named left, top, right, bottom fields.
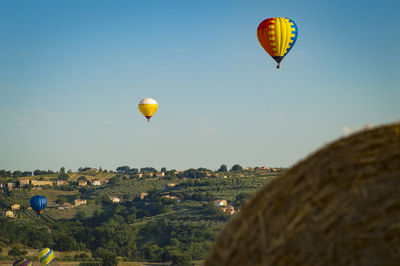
left=109, top=196, right=120, bottom=203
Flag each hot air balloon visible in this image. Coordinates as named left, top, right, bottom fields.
left=13, top=258, right=32, bottom=266
left=257, top=17, right=298, bottom=68
left=138, top=98, right=158, bottom=122
left=30, top=195, right=47, bottom=216
left=38, top=248, right=54, bottom=266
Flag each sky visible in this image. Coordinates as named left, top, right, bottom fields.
left=0, top=0, right=399, bottom=172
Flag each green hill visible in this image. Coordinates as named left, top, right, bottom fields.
left=0, top=167, right=282, bottom=264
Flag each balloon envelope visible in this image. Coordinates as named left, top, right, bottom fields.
left=13, top=258, right=32, bottom=266
left=138, top=98, right=158, bottom=122
left=257, top=17, right=298, bottom=68
left=30, top=195, right=47, bottom=215
left=38, top=248, right=54, bottom=266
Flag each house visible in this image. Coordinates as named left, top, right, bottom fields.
left=109, top=196, right=120, bottom=203
left=139, top=192, right=148, bottom=199
left=31, top=180, right=53, bottom=186
left=11, top=204, right=20, bottom=210
left=5, top=211, right=14, bottom=218
left=156, top=172, right=165, bottom=178
left=0, top=183, right=5, bottom=189
left=78, top=181, right=87, bottom=187
left=55, top=180, right=65, bottom=186
left=91, top=179, right=101, bottom=186
left=143, top=172, right=153, bottom=178
left=222, top=205, right=235, bottom=215
left=7, top=182, right=16, bottom=190
left=213, top=200, right=227, bottom=206
left=163, top=195, right=181, bottom=202
left=74, top=199, right=87, bottom=206
left=163, top=183, right=176, bottom=190
left=19, top=178, right=30, bottom=187
left=245, top=167, right=253, bottom=171
left=56, top=206, right=65, bottom=210
left=63, top=202, right=73, bottom=209
left=137, top=173, right=143, bottom=178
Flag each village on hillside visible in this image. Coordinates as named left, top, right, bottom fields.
left=0, top=165, right=281, bottom=219
left=0, top=165, right=282, bottom=264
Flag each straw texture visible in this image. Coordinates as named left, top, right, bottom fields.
left=205, top=122, right=400, bottom=266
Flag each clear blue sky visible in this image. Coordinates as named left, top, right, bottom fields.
left=1, top=0, right=399, bottom=172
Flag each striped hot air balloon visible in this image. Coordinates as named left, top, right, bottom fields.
left=13, top=258, right=32, bottom=266
left=138, top=98, right=158, bottom=122
left=257, top=17, right=298, bottom=68
left=38, top=248, right=54, bottom=266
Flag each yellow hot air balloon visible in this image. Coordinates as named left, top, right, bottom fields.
left=138, top=98, right=158, bottom=122
left=38, top=248, right=54, bottom=266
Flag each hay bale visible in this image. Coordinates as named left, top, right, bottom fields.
left=205, top=122, right=400, bottom=266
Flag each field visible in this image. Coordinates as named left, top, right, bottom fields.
left=8, top=189, right=79, bottom=207
left=15, top=204, right=100, bottom=226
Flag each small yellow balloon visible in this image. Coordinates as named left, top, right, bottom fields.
left=38, top=248, right=54, bottom=266
left=138, top=98, right=158, bottom=122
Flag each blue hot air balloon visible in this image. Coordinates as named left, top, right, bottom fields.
left=30, top=195, right=47, bottom=216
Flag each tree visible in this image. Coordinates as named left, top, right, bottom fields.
left=33, top=169, right=46, bottom=176
left=78, top=167, right=92, bottom=172
left=109, top=176, right=121, bottom=184
left=77, top=176, right=87, bottom=181
left=127, top=168, right=138, bottom=174
left=230, top=164, right=243, bottom=171
left=13, top=171, right=22, bottom=177
left=75, top=253, right=89, bottom=260
left=161, top=167, right=166, bottom=173
left=140, top=167, right=157, bottom=173
left=144, top=244, right=163, bottom=262
left=170, top=251, right=192, bottom=266
left=21, top=171, right=32, bottom=176
left=56, top=197, right=67, bottom=204
left=116, top=166, right=130, bottom=173
left=58, top=167, right=69, bottom=180
left=75, top=210, right=86, bottom=221
left=8, top=246, right=27, bottom=257
left=93, top=248, right=118, bottom=266
left=166, top=171, right=177, bottom=180
left=218, top=164, right=228, bottom=172
left=234, top=192, right=252, bottom=208
left=55, top=233, right=77, bottom=251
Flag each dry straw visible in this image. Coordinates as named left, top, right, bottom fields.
left=205, top=122, right=400, bottom=266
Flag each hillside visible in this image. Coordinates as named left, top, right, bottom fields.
left=0, top=166, right=282, bottom=265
